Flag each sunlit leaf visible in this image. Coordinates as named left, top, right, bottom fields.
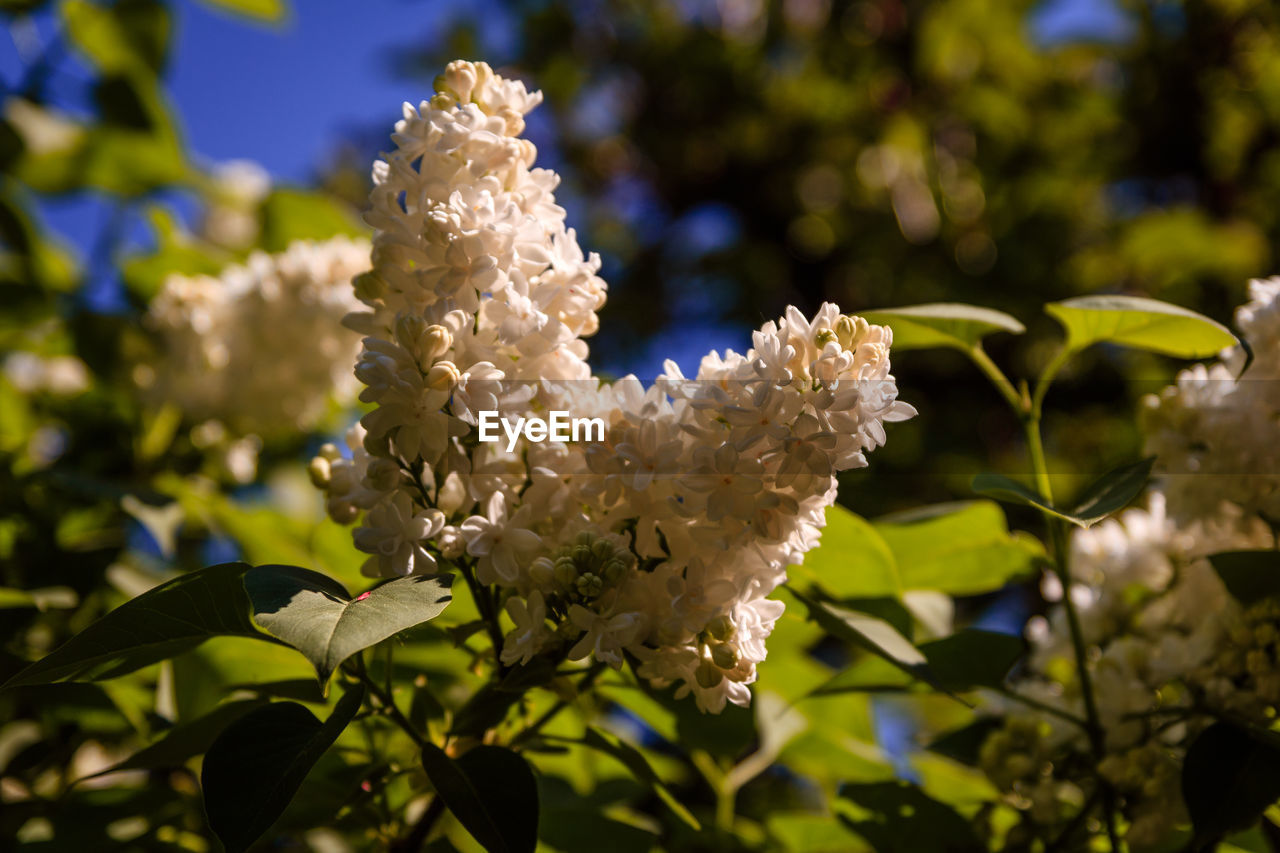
left=196, top=0, right=288, bottom=23
left=1046, top=295, right=1237, bottom=357
left=873, top=501, right=1045, bottom=594
left=421, top=743, right=539, bottom=853
left=861, top=303, right=1025, bottom=351
left=244, top=564, right=453, bottom=688
left=791, top=590, right=932, bottom=685
left=259, top=188, right=365, bottom=251
left=796, top=504, right=900, bottom=597
left=201, top=686, right=363, bottom=853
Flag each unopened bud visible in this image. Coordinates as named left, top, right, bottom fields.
left=425, top=361, right=460, bottom=391
left=318, top=442, right=342, bottom=463
left=395, top=314, right=429, bottom=353
left=308, top=456, right=331, bottom=488
left=353, top=271, right=387, bottom=301
left=575, top=572, right=603, bottom=599
left=814, top=328, right=838, bottom=348
left=836, top=315, right=869, bottom=349
left=422, top=324, right=453, bottom=360
left=710, top=643, right=738, bottom=670
left=706, top=615, right=735, bottom=642
left=695, top=659, right=724, bottom=689
left=365, top=458, right=400, bottom=491
left=553, top=557, right=578, bottom=590
left=529, top=556, right=555, bottom=588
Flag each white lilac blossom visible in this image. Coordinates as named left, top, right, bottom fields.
left=1144, top=277, right=1280, bottom=526
left=982, top=495, right=1276, bottom=847
left=137, top=236, right=369, bottom=440
left=314, top=61, right=914, bottom=713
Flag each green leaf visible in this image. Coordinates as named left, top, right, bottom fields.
left=581, top=727, right=702, bottom=830
left=122, top=207, right=230, bottom=301
left=791, top=590, right=932, bottom=684
left=861, top=303, right=1025, bottom=351
left=201, top=686, right=363, bottom=853
left=810, top=630, right=1023, bottom=697
left=2, top=562, right=263, bottom=688
left=973, top=458, right=1153, bottom=528
left=196, top=0, right=288, bottom=22
left=1046, top=295, right=1237, bottom=357
left=874, top=501, right=1045, bottom=594
left=420, top=743, right=539, bottom=853
left=1208, top=551, right=1280, bottom=606
left=925, top=719, right=1005, bottom=766
left=1182, top=722, right=1280, bottom=845
left=917, top=630, right=1024, bottom=691
left=259, top=188, right=365, bottom=251
left=244, top=565, right=454, bottom=689
left=796, top=504, right=900, bottom=597
left=839, top=780, right=985, bottom=853
left=62, top=0, right=170, bottom=75
left=88, top=698, right=267, bottom=777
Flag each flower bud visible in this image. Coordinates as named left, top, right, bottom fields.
left=836, top=315, right=870, bottom=349
left=695, top=658, right=724, bottom=689
left=308, top=455, right=331, bottom=488
left=395, top=314, right=429, bottom=353
left=710, top=642, right=738, bottom=670
left=706, top=615, right=735, bottom=642
left=529, top=556, right=555, bottom=588
left=353, top=271, right=387, bottom=301
left=553, top=556, right=578, bottom=590
left=318, top=442, right=343, bottom=463
left=425, top=361, right=460, bottom=391
left=365, top=458, right=400, bottom=491
left=814, top=328, right=838, bottom=349
left=422, top=324, right=453, bottom=361
left=575, top=572, right=603, bottom=599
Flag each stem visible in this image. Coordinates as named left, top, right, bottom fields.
left=349, top=660, right=428, bottom=749
left=459, top=562, right=507, bottom=672
left=510, top=661, right=606, bottom=747
left=969, top=344, right=1025, bottom=414
left=994, top=686, right=1089, bottom=729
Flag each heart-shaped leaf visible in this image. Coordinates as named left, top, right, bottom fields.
left=244, top=565, right=454, bottom=689
left=1046, top=295, right=1237, bottom=357
left=862, top=303, right=1025, bottom=351
left=2, top=562, right=263, bottom=688
left=201, top=686, right=364, bottom=853
left=1208, top=551, right=1280, bottom=606
left=420, top=743, right=539, bottom=853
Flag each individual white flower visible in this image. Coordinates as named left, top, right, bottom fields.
left=354, top=491, right=445, bottom=577
left=460, top=492, right=542, bottom=585
left=500, top=590, right=551, bottom=666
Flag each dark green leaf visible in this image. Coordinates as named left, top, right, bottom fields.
left=918, top=630, right=1024, bottom=691
left=88, top=698, right=267, bottom=777
left=244, top=564, right=453, bottom=688
left=973, top=459, right=1152, bottom=529
left=791, top=589, right=933, bottom=685
left=925, top=719, right=1005, bottom=766
left=2, top=562, right=263, bottom=688
left=581, top=727, right=701, bottom=830
left=839, top=780, right=985, bottom=853
left=861, top=303, right=1025, bottom=351
left=1068, top=457, right=1154, bottom=525
left=1209, top=551, right=1280, bottom=606
left=1182, top=722, right=1280, bottom=845
left=420, top=743, right=539, bottom=853
left=201, top=686, right=363, bottom=853
left=1046, top=295, right=1237, bottom=357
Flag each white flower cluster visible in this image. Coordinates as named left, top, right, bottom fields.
left=1144, top=276, right=1280, bottom=526
left=136, top=236, right=369, bottom=441
left=983, top=495, right=1275, bottom=845
left=313, top=61, right=914, bottom=712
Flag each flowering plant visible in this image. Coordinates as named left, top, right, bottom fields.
left=6, top=55, right=1280, bottom=853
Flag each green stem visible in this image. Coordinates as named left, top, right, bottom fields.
left=969, top=344, right=1025, bottom=414
left=994, top=686, right=1089, bottom=729
left=511, top=662, right=606, bottom=747
left=350, top=660, right=428, bottom=749
left=459, top=562, right=507, bottom=672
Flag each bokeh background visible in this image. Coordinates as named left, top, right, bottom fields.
left=3, top=0, right=1279, bottom=848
